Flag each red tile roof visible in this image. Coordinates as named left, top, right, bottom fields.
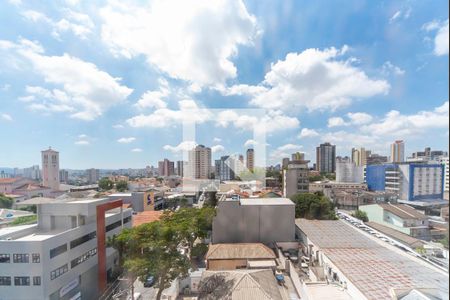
left=132, top=210, right=163, bottom=227
left=0, top=178, right=22, bottom=184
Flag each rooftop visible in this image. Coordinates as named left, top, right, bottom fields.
left=206, top=243, right=276, bottom=260
left=378, top=203, right=427, bottom=220
left=200, top=269, right=286, bottom=300
left=132, top=210, right=163, bottom=227
left=239, top=198, right=294, bottom=206
left=366, top=221, right=425, bottom=249
left=296, top=219, right=449, bottom=300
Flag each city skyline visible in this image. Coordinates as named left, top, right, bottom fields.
left=0, top=0, right=449, bottom=169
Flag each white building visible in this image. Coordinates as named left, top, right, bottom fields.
left=336, top=161, right=364, bottom=183
left=41, top=148, right=60, bottom=191
left=85, top=169, right=100, bottom=184
left=23, top=166, right=41, bottom=181
left=187, top=145, right=211, bottom=179
left=439, top=157, right=449, bottom=192
left=0, top=197, right=132, bottom=300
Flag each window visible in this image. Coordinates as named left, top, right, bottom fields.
left=50, top=264, right=68, bottom=280
left=0, top=276, right=11, bottom=286
left=106, top=216, right=132, bottom=232
left=71, top=248, right=97, bottom=269
left=14, top=277, right=30, bottom=286
left=70, top=232, right=96, bottom=249
left=32, top=253, right=40, bottom=263
left=0, top=254, right=10, bottom=263
left=33, top=276, right=41, bottom=286
left=13, top=254, right=29, bottom=263
left=50, top=244, right=67, bottom=258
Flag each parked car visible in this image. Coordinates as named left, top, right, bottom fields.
left=144, top=275, right=155, bottom=288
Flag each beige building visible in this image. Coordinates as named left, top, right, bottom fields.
left=187, top=145, right=212, bottom=179
left=351, top=147, right=369, bottom=166
left=283, top=160, right=309, bottom=197
left=390, top=140, right=405, bottom=162
left=41, top=147, right=60, bottom=191
left=246, top=148, right=254, bottom=172
left=206, top=243, right=276, bottom=270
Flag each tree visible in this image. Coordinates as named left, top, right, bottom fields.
left=116, top=180, right=128, bottom=192
left=352, top=210, right=368, bottom=222
left=204, top=191, right=217, bottom=207
left=198, top=274, right=235, bottom=299
left=290, top=193, right=337, bottom=220
left=308, top=175, right=323, bottom=182
left=0, top=194, right=13, bottom=209
left=98, top=177, right=114, bottom=190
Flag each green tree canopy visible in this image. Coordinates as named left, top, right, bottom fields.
left=352, top=210, right=369, bottom=222
left=98, top=177, right=114, bottom=190
left=290, top=193, right=337, bottom=220
left=0, top=193, right=13, bottom=209
left=115, top=180, right=128, bottom=192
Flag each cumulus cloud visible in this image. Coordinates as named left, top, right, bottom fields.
left=346, top=112, right=373, bottom=125
left=75, top=140, right=89, bottom=145
left=381, top=61, right=405, bottom=76
left=21, top=9, right=94, bottom=40
left=244, top=139, right=257, bottom=147
left=100, top=0, right=258, bottom=86
left=328, top=117, right=347, bottom=127
left=270, top=144, right=303, bottom=161
left=163, top=141, right=196, bottom=153
left=299, top=128, right=319, bottom=138
left=213, top=137, right=222, bottom=143
left=3, top=39, right=132, bottom=120
left=1, top=113, right=13, bottom=121
left=135, top=79, right=169, bottom=109
left=224, top=46, right=389, bottom=112
left=117, top=137, right=136, bottom=143
left=423, top=19, right=449, bottom=56
left=131, top=148, right=143, bottom=152
left=211, top=145, right=225, bottom=153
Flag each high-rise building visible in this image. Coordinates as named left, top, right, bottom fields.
left=41, top=147, right=60, bottom=191
left=215, top=156, right=236, bottom=181
left=410, top=147, right=448, bottom=161
left=283, top=159, right=310, bottom=197
left=187, top=145, right=212, bottom=179
left=351, top=147, right=369, bottom=166
left=59, top=169, right=69, bottom=184
left=390, top=140, right=405, bottom=163
left=23, top=165, right=41, bottom=181
left=158, top=159, right=175, bottom=177
left=316, top=143, right=336, bottom=173
left=366, top=153, right=388, bottom=165
left=86, top=168, right=100, bottom=184
left=246, top=149, right=254, bottom=172
left=176, top=160, right=184, bottom=177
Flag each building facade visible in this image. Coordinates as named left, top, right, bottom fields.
left=23, top=166, right=41, bottom=181
left=365, top=163, right=444, bottom=201
left=85, top=169, right=99, bottom=184
left=351, top=147, right=369, bottom=167
left=41, top=148, right=60, bottom=191
left=336, top=161, right=364, bottom=183
left=176, top=160, right=184, bottom=177
left=316, top=143, right=336, bottom=173
left=411, top=147, right=448, bottom=161
left=283, top=160, right=309, bottom=197
left=246, top=149, right=254, bottom=172
left=158, top=159, right=175, bottom=177
left=390, top=140, right=405, bottom=163
left=366, top=153, right=388, bottom=165
left=439, top=157, right=449, bottom=192
left=0, top=198, right=132, bottom=300
left=187, top=145, right=212, bottom=179
left=215, top=156, right=235, bottom=181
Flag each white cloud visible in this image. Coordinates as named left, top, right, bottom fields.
left=8, top=0, right=22, bottom=6
left=100, top=0, right=258, bottom=86
left=1, top=113, right=13, bottom=121
left=270, top=144, right=303, bottom=162
left=75, top=140, right=89, bottom=145
left=117, top=137, right=136, bottom=143
left=423, top=19, right=449, bottom=56
left=135, top=79, right=169, bottom=109
left=229, top=46, right=389, bottom=112
left=213, top=137, right=222, bottom=143
left=5, top=39, right=133, bottom=120
left=211, top=145, right=225, bottom=153
left=163, top=141, right=196, bottom=153
left=299, top=128, right=319, bottom=138
left=21, top=9, right=94, bottom=40
left=389, top=8, right=411, bottom=23
left=244, top=139, right=257, bottom=147
left=389, top=11, right=402, bottom=23
left=112, top=124, right=124, bottom=129
left=131, top=148, right=143, bottom=152
left=78, top=134, right=88, bottom=139
left=346, top=112, right=373, bottom=125
left=361, top=101, right=449, bottom=137
left=381, top=61, right=405, bottom=76
left=328, top=117, right=348, bottom=127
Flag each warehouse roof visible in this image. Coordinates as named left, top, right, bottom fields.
left=366, top=222, right=425, bottom=249
left=378, top=203, right=426, bottom=220
left=206, top=243, right=276, bottom=260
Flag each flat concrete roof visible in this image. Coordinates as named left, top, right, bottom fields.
left=295, top=219, right=449, bottom=299
left=239, top=198, right=294, bottom=206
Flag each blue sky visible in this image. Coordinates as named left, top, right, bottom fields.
left=0, top=0, right=448, bottom=169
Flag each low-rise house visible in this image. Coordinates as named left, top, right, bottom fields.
left=206, top=243, right=276, bottom=270
left=359, top=203, right=430, bottom=240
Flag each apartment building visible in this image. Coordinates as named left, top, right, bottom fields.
left=158, top=159, right=175, bottom=177
left=283, top=159, right=309, bottom=197
left=316, top=142, right=336, bottom=173
left=85, top=169, right=100, bottom=184
left=187, top=145, right=211, bottom=179
left=246, top=148, right=254, bottom=172
left=390, top=140, right=405, bottom=163
left=0, top=197, right=132, bottom=300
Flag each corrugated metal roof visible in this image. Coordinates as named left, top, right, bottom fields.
left=206, top=243, right=276, bottom=260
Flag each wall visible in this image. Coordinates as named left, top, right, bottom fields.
left=207, top=259, right=247, bottom=270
